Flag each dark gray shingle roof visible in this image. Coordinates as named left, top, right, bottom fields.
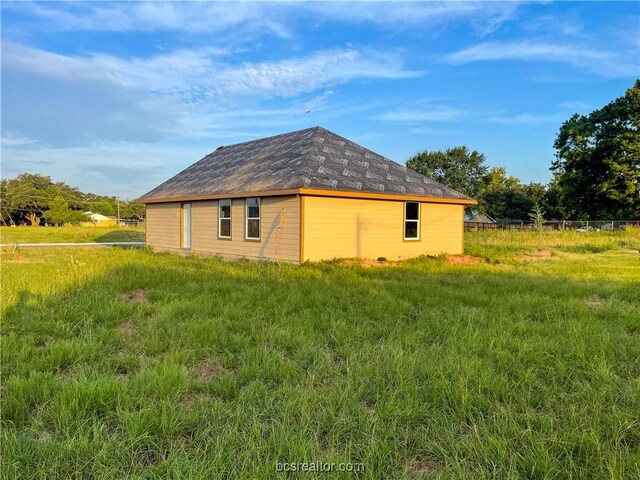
left=138, top=127, right=473, bottom=202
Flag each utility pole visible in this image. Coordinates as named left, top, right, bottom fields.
left=117, top=197, right=120, bottom=225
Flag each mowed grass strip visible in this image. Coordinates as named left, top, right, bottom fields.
left=1, top=230, right=639, bottom=479
left=0, top=225, right=145, bottom=244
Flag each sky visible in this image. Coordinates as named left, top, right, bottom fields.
left=1, top=1, right=639, bottom=199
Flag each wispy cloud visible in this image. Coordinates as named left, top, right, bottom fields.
left=445, top=41, right=638, bottom=77
left=2, top=1, right=292, bottom=37
left=2, top=42, right=420, bottom=147
left=378, top=106, right=465, bottom=122
left=411, top=126, right=459, bottom=135
left=302, top=90, right=334, bottom=114
left=559, top=100, right=591, bottom=111
left=486, top=112, right=565, bottom=126
left=3, top=1, right=523, bottom=36
left=3, top=42, right=420, bottom=99
left=0, top=131, right=38, bottom=147
left=301, top=1, right=522, bottom=35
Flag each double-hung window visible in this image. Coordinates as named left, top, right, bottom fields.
left=246, top=197, right=260, bottom=240
left=404, top=202, right=420, bottom=240
left=218, top=199, right=231, bottom=238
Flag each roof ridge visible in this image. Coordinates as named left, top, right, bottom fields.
left=212, top=126, right=321, bottom=152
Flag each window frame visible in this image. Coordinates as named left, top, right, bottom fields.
left=245, top=197, right=261, bottom=241
left=404, top=201, right=420, bottom=241
left=218, top=199, right=232, bottom=239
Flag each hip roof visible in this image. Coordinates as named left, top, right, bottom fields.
left=138, top=126, right=475, bottom=204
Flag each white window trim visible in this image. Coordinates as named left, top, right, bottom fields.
left=404, top=201, right=420, bottom=241
left=218, top=199, right=231, bottom=239
left=245, top=197, right=261, bottom=240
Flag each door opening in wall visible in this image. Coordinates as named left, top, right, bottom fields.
left=181, top=203, right=191, bottom=249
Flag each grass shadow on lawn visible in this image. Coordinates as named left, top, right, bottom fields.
left=0, top=226, right=145, bottom=244
left=2, top=255, right=640, bottom=479
left=95, top=228, right=144, bottom=243
left=93, top=230, right=145, bottom=243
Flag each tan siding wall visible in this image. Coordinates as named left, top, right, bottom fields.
left=302, top=196, right=464, bottom=261
left=145, top=202, right=181, bottom=249
left=190, top=196, right=300, bottom=262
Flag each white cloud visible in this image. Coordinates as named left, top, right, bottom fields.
left=2, top=42, right=420, bottom=147
left=3, top=1, right=292, bottom=37
left=3, top=42, right=419, bottom=99
left=378, top=106, right=465, bottom=122
left=445, top=41, right=638, bottom=77
left=559, top=101, right=591, bottom=111
left=301, top=1, right=522, bottom=35
left=411, top=126, right=458, bottom=135
left=0, top=131, right=38, bottom=148
left=447, top=41, right=607, bottom=63
left=486, top=113, right=564, bottom=125
left=302, top=90, right=334, bottom=114
left=4, top=1, right=523, bottom=36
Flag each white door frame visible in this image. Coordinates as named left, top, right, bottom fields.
left=181, top=203, right=191, bottom=249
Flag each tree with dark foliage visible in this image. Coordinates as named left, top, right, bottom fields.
left=406, top=146, right=488, bottom=199
left=552, top=80, right=640, bottom=219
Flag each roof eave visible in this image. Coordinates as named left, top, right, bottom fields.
left=298, top=188, right=477, bottom=205
left=138, top=187, right=477, bottom=205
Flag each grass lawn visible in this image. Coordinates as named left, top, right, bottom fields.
left=2, top=230, right=639, bottom=479
left=0, top=225, right=145, bottom=244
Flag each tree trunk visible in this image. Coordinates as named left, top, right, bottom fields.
left=26, top=212, right=39, bottom=226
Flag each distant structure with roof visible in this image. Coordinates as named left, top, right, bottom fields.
left=465, top=212, right=496, bottom=224
left=138, top=127, right=476, bottom=263
left=84, top=211, right=116, bottom=226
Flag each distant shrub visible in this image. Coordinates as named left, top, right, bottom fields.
left=529, top=204, right=545, bottom=232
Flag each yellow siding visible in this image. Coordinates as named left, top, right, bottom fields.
left=189, top=196, right=300, bottom=262
left=145, top=202, right=180, bottom=249
left=302, top=196, right=464, bottom=261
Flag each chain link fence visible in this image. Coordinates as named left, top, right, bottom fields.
left=465, top=220, right=640, bottom=232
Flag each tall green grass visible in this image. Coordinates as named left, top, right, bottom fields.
left=465, top=227, right=640, bottom=263
left=1, top=231, right=639, bottom=479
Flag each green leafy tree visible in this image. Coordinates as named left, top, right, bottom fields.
left=552, top=80, right=640, bottom=219
left=541, top=179, right=567, bottom=220
left=91, top=198, right=117, bottom=217
left=0, top=179, right=12, bottom=225
left=1, top=173, right=56, bottom=225
left=66, top=210, right=89, bottom=225
left=478, top=167, right=535, bottom=220
left=45, top=195, right=71, bottom=226
left=523, top=183, right=547, bottom=207
left=1, top=173, right=100, bottom=225
left=121, top=200, right=145, bottom=220
left=406, top=146, right=488, bottom=199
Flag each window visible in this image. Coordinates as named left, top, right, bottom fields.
left=404, top=202, right=420, bottom=240
left=218, top=199, right=231, bottom=238
left=246, top=197, right=260, bottom=240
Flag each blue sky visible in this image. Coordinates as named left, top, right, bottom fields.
left=2, top=1, right=638, bottom=198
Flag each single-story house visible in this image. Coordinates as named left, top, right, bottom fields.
left=138, top=127, right=476, bottom=263
left=84, top=211, right=117, bottom=226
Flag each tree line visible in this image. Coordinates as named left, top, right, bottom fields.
left=0, top=173, right=145, bottom=226
left=407, top=80, right=639, bottom=221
